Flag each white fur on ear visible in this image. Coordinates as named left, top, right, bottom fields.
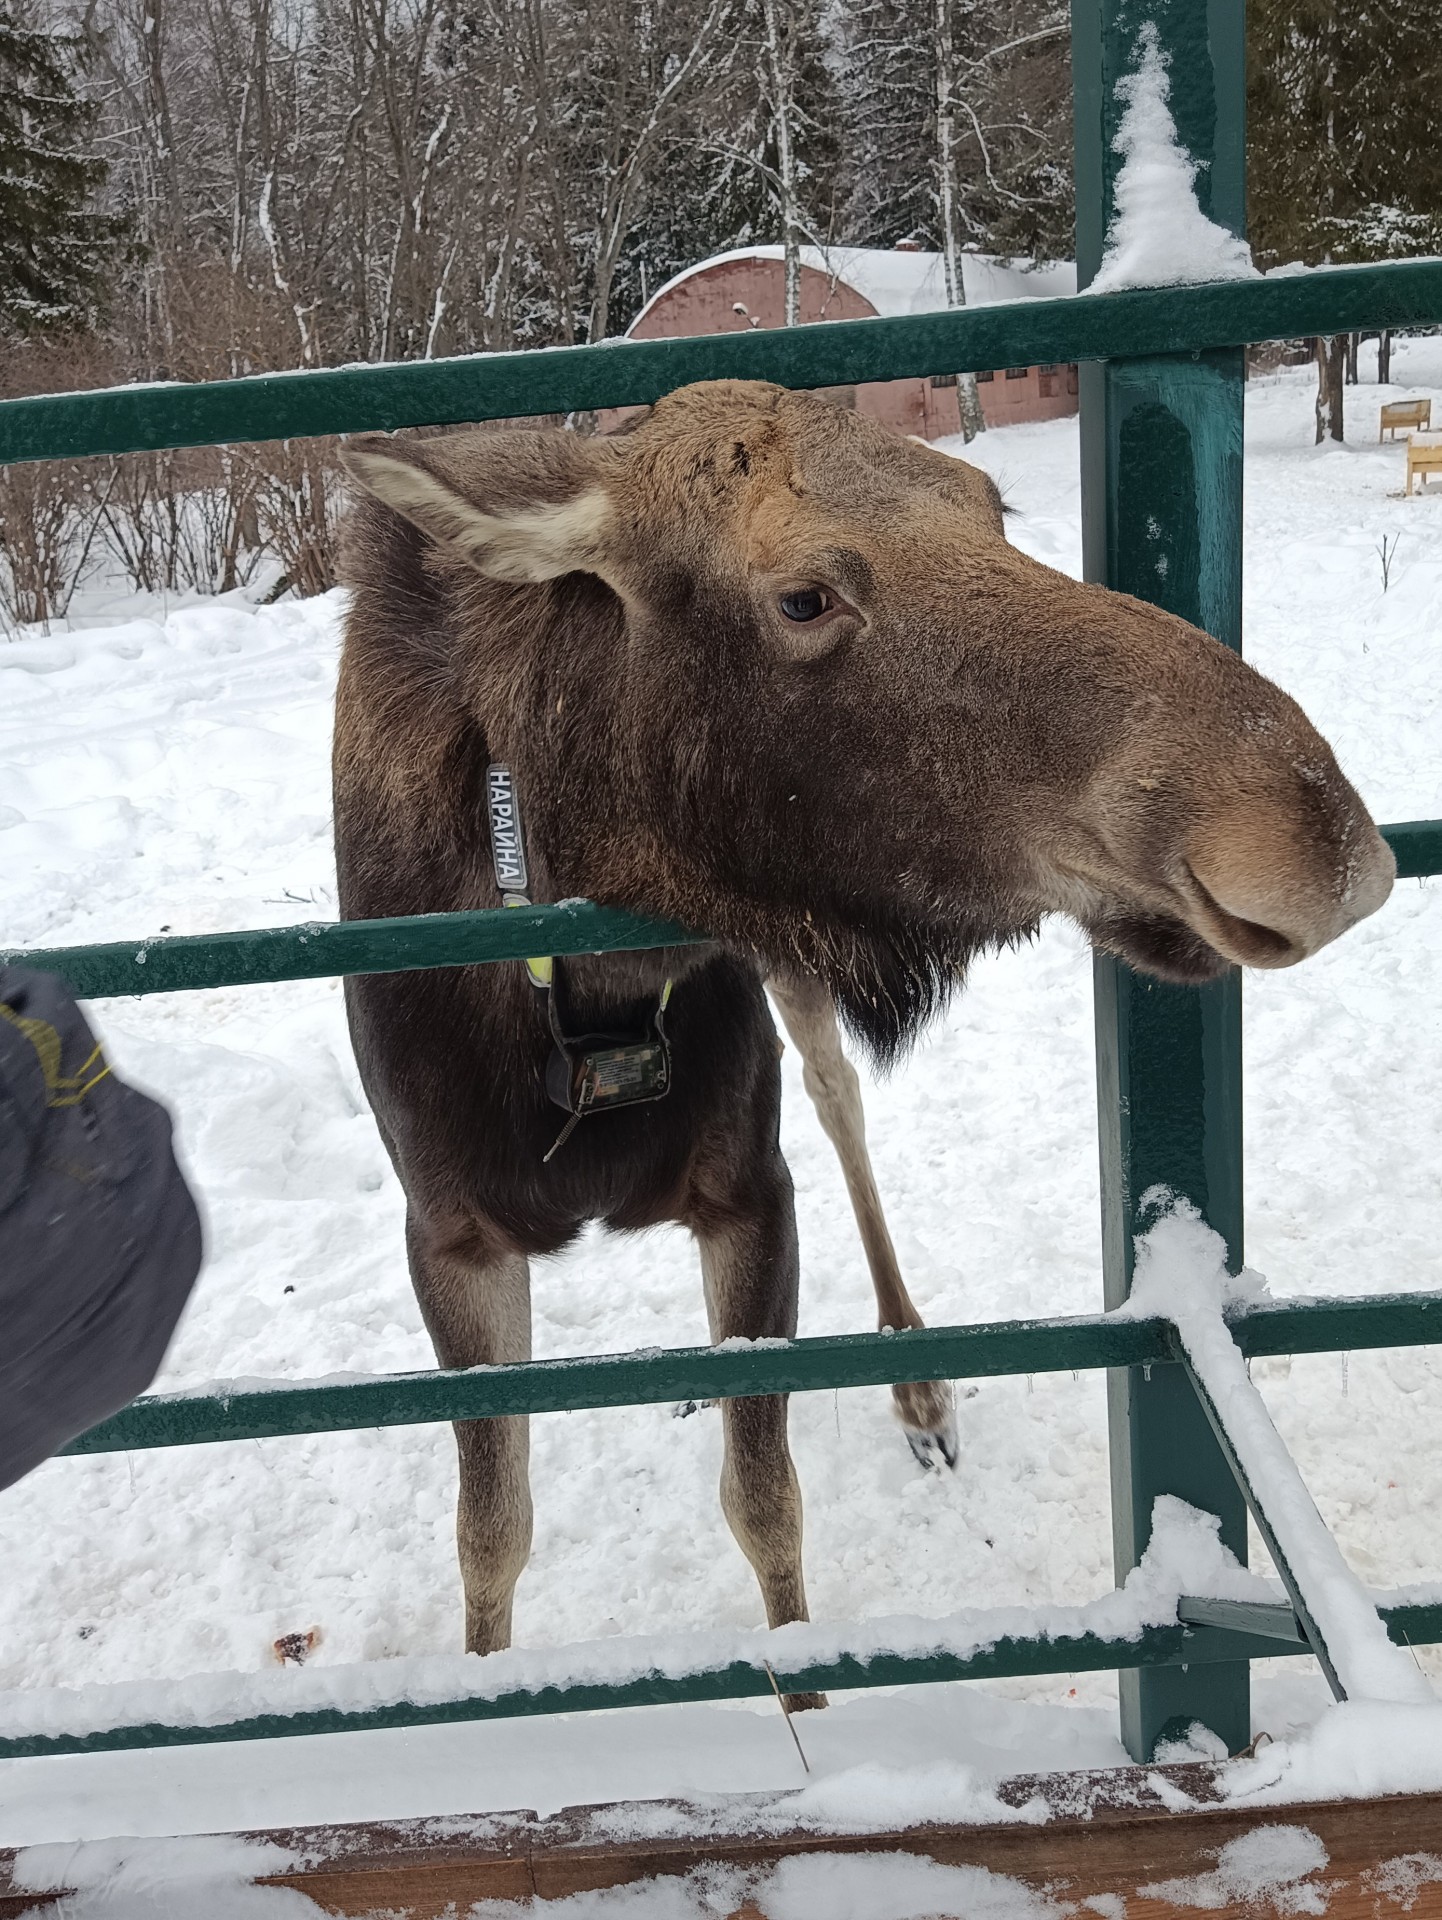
left=342, top=447, right=613, bottom=583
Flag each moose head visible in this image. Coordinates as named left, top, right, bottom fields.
left=342, top=378, right=1393, bottom=1055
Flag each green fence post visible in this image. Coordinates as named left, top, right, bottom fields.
left=1072, top=0, right=1252, bottom=1761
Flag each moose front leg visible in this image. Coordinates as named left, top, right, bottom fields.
left=693, top=1162, right=825, bottom=1711
left=406, top=1213, right=534, bottom=1656
left=766, top=972, right=958, bottom=1471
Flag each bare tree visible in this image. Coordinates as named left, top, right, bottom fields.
left=832, top=0, right=1071, bottom=264
left=761, top=0, right=803, bottom=325
left=934, top=0, right=984, bottom=437
left=33, top=0, right=1075, bottom=609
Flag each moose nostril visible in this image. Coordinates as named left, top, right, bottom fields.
left=1184, top=866, right=1305, bottom=966
left=1185, top=809, right=1394, bottom=967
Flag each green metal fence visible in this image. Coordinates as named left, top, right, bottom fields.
left=3, top=0, right=1441, bottom=1770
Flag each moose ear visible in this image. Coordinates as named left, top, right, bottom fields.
left=340, top=432, right=616, bottom=584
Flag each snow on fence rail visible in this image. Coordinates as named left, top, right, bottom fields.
left=2, top=1499, right=1439, bottom=1761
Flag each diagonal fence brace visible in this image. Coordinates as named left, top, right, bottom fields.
left=1120, top=1207, right=1435, bottom=1709
left=1160, top=1292, right=1433, bottom=1708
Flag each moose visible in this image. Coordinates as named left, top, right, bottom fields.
left=335, top=379, right=1393, bottom=1694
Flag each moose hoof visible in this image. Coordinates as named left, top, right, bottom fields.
left=893, top=1379, right=958, bottom=1472
left=904, top=1422, right=959, bottom=1472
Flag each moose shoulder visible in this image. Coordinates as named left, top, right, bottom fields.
left=334, top=379, right=1392, bottom=1689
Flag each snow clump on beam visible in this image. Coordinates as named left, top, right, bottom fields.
left=1089, top=22, right=1260, bottom=294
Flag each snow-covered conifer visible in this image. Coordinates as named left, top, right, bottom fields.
left=0, top=9, right=122, bottom=334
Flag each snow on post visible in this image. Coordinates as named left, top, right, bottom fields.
left=1089, top=24, right=1260, bottom=295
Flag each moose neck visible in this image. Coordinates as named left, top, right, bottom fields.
left=456, top=585, right=711, bottom=1014
left=451, top=569, right=990, bottom=1056
left=331, top=404, right=1015, bottom=1041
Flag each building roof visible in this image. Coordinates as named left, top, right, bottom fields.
left=629, top=245, right=1076, bottom=332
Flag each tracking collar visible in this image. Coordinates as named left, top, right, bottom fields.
left=487, top=765, right=672, bottom=1159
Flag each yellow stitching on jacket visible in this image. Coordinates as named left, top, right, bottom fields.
left=0, top=1003, right=113, bottom=1107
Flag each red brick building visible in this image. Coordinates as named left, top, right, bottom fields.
left=606, top=245, right=1078, bottom=440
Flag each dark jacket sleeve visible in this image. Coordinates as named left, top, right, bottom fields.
left=0, top=966, right=203, bottom=1492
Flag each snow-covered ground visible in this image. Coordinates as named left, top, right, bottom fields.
left=1, top=345, right=1440, bottom=1848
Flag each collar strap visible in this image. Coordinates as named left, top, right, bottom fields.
left=488, top=763, right=671, bottom=1006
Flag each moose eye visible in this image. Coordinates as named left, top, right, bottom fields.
left=778, top=587, right=832, bottom=623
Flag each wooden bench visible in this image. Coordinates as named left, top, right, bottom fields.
left=1381, top=398, right=1432, bottom=439
left=1406, top=429, right=1442, bottom=494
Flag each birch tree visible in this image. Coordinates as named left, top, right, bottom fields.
left=761, top=0, right=803, bottom=324
left=933, top=0, right=985, bottom=437
left=831, top=0, right=1070, bottom=266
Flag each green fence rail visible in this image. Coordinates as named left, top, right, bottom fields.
left=6, top=808, right=1435, bottom=1001
left=0, top=903, right=704, bottom=1001
left=55, top=1292, right=1442, bottom=1456
left=3, top=0, right=1440, bottom=1775
left=3, top=262, right=1441, bottom=467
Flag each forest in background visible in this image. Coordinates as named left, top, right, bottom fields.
left=1, top=0, right=1438, bottom=626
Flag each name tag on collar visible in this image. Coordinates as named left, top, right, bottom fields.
left=487, top=764, right=528, bottom=893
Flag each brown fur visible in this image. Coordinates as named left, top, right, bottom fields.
left=334, top=380, right=1392, bottom=1681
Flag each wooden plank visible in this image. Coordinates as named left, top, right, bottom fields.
left=519, top=1771, right=1442, bottom=1914
left=5, top=1766, right=1442, bottom=1916
left=0, top=1813, right=537, bottom=1917
left=1407, top=432, right=1442, bottom=494
left=1381, top=399, right=1431, bottom=438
